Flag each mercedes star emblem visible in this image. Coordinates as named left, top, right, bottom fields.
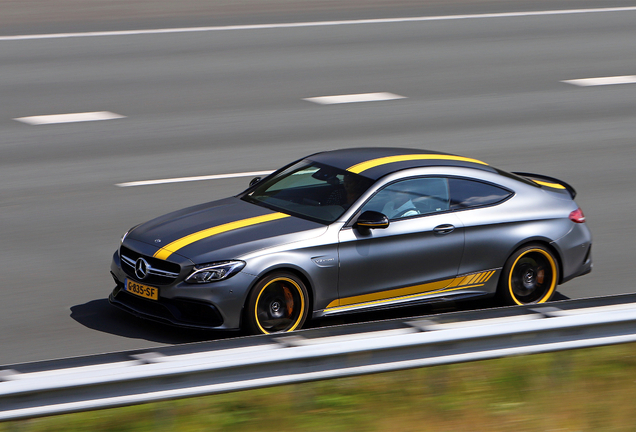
left=135, top=258, right=150, bottom=280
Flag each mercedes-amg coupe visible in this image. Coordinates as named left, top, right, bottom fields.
left=110, top=148, right=592, bottom=334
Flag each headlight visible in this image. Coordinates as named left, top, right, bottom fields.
left=185, top=261, right=246, bottom=284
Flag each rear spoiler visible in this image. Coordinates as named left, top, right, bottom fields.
left=513, top=172, right=577, bottom=199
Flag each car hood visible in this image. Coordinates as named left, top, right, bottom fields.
left=127, top=197, right=327, bottom=263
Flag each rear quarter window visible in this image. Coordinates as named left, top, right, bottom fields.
left=449, top=178, right=513, bottom=210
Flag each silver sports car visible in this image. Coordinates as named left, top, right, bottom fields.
left=110, top=148, right=592, bottom=334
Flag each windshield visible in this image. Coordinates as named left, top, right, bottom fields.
left=241, top=159, right=373, bottom=224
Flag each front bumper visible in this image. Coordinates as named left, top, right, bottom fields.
left=109, top=280, right=225, bottom=329
left=110, top=251, right=255, bottom=330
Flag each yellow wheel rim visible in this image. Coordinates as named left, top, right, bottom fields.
left=508, top=248, right=557, bottom=305
left=254, top=277, right=305, bottom=334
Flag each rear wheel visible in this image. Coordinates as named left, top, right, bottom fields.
left=498, top=244, right=559, bottom=305
left=245, top=272, right=309, bottom=334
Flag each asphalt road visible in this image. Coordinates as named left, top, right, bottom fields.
left=1, top=2, right=636, bottom=365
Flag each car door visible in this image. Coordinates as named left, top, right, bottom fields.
left=446, top=177, right=516, bottom=275
left=336, top=177, right=465, bottom=309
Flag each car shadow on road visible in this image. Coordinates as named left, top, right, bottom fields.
left=70, top=299, right=238, bottom=344
left=71, top=292, right=572, bottom=343
left=552, top=292, right=570, bottom=301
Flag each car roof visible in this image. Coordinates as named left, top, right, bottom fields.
left=307, top=147, right=498, bottom=180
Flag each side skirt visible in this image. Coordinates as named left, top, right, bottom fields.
left=316, top=269, right=501, bottom=317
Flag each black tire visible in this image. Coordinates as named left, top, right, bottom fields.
left=245, top=272, right=309, bottom=334
left=498, top=244, right=559, bottom=306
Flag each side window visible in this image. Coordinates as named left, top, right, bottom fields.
left=360, top=177, right=450, bottom=220
left=448, top=178, right=512, bottom=209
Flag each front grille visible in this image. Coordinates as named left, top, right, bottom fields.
left=120, top=246, right=182, bottom=285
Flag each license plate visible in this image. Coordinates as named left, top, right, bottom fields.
left=126, top=279, right=159, bottom=301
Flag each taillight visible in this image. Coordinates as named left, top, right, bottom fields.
left=569, top=208, right=586, bottom=223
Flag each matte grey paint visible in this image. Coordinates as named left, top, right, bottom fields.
left=338, top=212, right=465, bottom=300
left=110, top=161, right=592, bottom=330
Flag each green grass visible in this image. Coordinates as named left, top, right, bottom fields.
left=4, top=342, right=636, bottom=432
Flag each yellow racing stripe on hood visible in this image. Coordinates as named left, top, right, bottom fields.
left=347, top=154, right=488, bottom=174
left=153, top=212, right=290, bottom=260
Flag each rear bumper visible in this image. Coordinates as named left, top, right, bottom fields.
left=561, top=244, right=592, bottom=284
left=551, top=222, right=593, bottom=284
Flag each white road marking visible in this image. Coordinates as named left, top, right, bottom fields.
left=304, top=92, right=406, bottom=105
left=562, top=75, right=636, bottom=87
left=116, top=171, right=274, bottom=187
left=14, top=111, right=125, bottom=125
left=1, top=7, right=636, bottom=41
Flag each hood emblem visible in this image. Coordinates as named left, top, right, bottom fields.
left=154, top=239, right=162, bottom=243
left=135, top=258, right=150, bottom=280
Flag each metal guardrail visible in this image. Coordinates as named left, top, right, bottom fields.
left=2, top=294, right=636, bottom=422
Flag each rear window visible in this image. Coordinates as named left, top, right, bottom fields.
left=449, top=178, right=513, bottom=209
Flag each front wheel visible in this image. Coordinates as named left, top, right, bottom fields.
left=498, top=245, right=559, bottom=305
left=245, top=272, right=309, bottom=334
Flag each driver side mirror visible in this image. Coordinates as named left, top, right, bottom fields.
left=249, top=177, right=262, bottom=187
left=356, top=211, right=389, bottom=230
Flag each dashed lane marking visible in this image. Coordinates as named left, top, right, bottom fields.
left=303, top=92, right=406, bottom=105
left=562, top=76, right=636, bottom=87
left=14, top=111, right=125, bottom=125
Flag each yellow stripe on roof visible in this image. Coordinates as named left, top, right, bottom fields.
left=532, top=179, right=566, bottom=190
left=153, top=212, right=290, bottom=260
left=347, top=154, right=488, bottom=174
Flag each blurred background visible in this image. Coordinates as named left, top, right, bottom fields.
left=1, top=0, right=636, bottom=368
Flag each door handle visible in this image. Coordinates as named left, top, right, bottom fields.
left=433, top=224, right=455, bottom=235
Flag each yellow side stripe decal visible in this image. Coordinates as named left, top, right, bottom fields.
left=153, top=212, right=290, bottom=260
left=326, top=270, right=496, bottom=309
left=328, top=279, right=450, bottom=308
left=347, top=154, right=489, bottom=174
left=532, top=179, right=566, bottom=190
left=465, top=273, right=480, bottom=285
left=473, top=272, right=486, bottom=284
left=446, top=276, right=464, bottom=288
left=476, top=270, right=495, bottom=284
left=325, top=284, right=487, bottom=313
